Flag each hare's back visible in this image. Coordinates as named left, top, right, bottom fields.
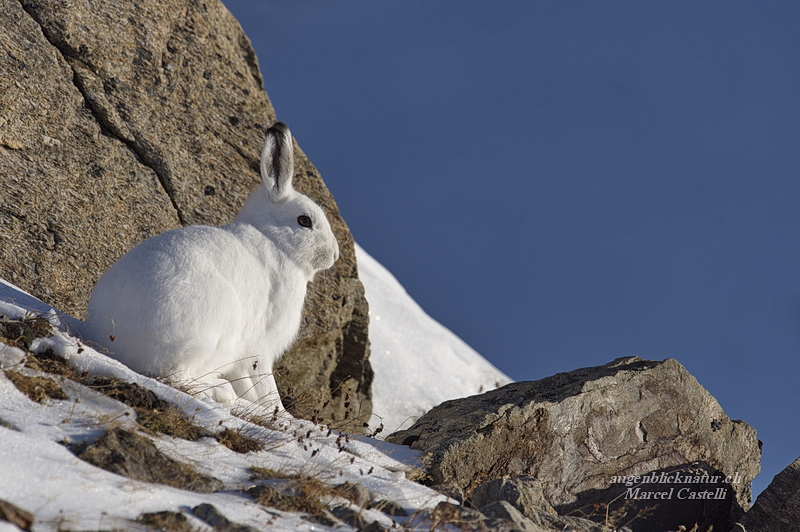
left=101, top=225, right=279, bottom=313
left=84, top=226, right=277, bottom=364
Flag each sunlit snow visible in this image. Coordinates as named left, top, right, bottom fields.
left=0, top=246, right=508, bottom=530
left=357, top=244, right=511, bottom=433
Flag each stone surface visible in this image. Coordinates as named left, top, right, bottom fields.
left=76, top=427, right=224, bottom=493
left=388, top=357, right=761, bottom=532
left=0, top=0, right=371, bottom=431
left=735, top=456, right=800, bottom=532
left=473, top=478, right=631, bottom=532
left=480, top=500, right=623, bottom=532
left=428, top=499, right=620, bottom=532
left=0, top=0, right=179, bottom=317
left=479, top=501, right=543, bottom=532
left=191, top=504, right=259, bottom=532
left=470, top=477, right=556, bottom=519
left=336, top=481, right=371, bottom=508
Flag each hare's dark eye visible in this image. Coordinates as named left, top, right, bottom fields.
left=297, top=215, right=313, bottom=228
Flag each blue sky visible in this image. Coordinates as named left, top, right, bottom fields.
left=222, top=1, right=800, bottom=497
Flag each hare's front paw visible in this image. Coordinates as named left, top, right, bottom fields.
left=193, top=377, right=238, bottom=404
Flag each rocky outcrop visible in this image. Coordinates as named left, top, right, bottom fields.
left=734, top=456, right=800, bottom=532
left=0, top=0, right=371, bottom=431
left=469, top=477, right=628, bottom=532
left=470, top=477, right=556, bottom=518
left=426, top=499, right=625, bottom=532
left=387, top=357, right=761, bottom=532
left=74, top=427, right=225, bottom=493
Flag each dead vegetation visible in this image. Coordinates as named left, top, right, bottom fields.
left=21, top=348, right=81, bottom=379
left=216, top=426, right=263, bottom=454
left=231, top=402, right=284, bottom=429
left=137, top=510, right=195, bottom=532
left=3, top=370, right=67, bottom=403
left=81, top=376, right=264, bottom=453
left=0, top=338, right=276, bottom=504
left=246, top=477, right=337, bottom=527
left=278, top=379, right=375, bottom=436
left=0, top=499, right=34, bottom=531
left=84, top=376, right=209, bottom=442
left=0, top=314, right=404, bottom=530
left=371, top=499, right=408, bottom=517
left=245, top=469, right=406, bottom=530
left=0, top=313, right=52, bottom=351
left=249, top=466, right=300, bottom=480
left=74, top=427, right=224, bottom=493
left=2, top=341, right=269, bottom=466
left=4, top=345, right=214, bottom=443
left=1, top=315, right=70, bottom=405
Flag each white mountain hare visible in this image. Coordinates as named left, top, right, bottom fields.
left=81, top=122, right=339, bottom=407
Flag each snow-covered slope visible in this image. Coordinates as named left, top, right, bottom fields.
left=0, top=281, right=447, bottom=531
left=357, top=244, right=511, bottom=433
left=0, top=248, right=509, bottom=530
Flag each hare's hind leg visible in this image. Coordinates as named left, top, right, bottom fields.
left=229, top=363, right=285, bottom=411
left=195, top=377, right=239, bottom=404
left=169, top=367, right=238, bottom=404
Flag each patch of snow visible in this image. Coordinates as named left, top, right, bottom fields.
left=0, top=279, right=81, bottom=334
left=356, top=243, right=512, bottom=433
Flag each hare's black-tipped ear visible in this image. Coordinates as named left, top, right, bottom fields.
left=260, top=121, right=295, bottom=203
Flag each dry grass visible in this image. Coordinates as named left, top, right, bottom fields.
left=215, top=427, right=263, bottom=454
left=3, top=370, right=67, bottom=403
left=138, top=406, right=208, bottom=441
left=0, top=500, right=34, bottom=531
left=246, top=467, right=381, bottom=528
left=0, top=314, right=400, bottom=530
left=23, top=349, right=81, bottom=379
left=562, top=496, right=655, bottom=531
left=278, top=380, right=373, bottom=436
left=74, top=427, right=223, bottom=494
left=0, top=313, right=52, bottom=351
left=6, top=332, right=275, bottom=456
left=6, top=346, right=210, bottom=443
left=371, top=499, right=408, bottom=517
left=249, top=466, right=300, bottom=481
left=246, top=476, right=348, bottom=527
left=231, top=402, right=285, bottom=430
left=137, top=511, right=196, bottom=532
left=85, top=376, right=209, bottom=441
left=428, top=501, right=486, bottom=531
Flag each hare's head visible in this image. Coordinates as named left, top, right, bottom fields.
left=237, top=122, right=340, bottom=277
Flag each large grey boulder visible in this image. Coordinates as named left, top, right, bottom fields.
left=734, top=456, right=800, bottom=532
left=0, top=0, right=371, bottom=431
left=387, top=357, right=761, bottom=532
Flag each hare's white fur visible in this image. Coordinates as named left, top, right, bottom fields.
left=81, top=122, right=339, bottom=406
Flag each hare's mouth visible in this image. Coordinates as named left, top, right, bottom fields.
left=312, top=248, right=338, bottom=271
